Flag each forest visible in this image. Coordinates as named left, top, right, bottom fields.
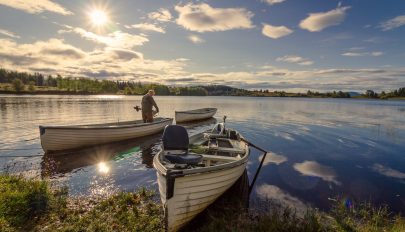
left=0, top=68, right=404, bottom=99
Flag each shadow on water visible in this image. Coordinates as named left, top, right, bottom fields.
left=181, top=170, right=250, bottom=232
left=41, top=134, right=162, bottom=178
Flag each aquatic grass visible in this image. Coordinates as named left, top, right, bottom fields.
left=186, top=196, right=404, bottom=232
left=35, top=188, right=164, bottom=232
left=1, top=174, right=404, bottom=232
left=0, top=175, right=60, bottom=228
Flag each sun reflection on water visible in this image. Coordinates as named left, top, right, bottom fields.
left=98, top=162, right=110, bottom=174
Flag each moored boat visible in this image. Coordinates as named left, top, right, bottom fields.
left=39, top=117, right=173, bottom=153
left=153, top=122, right=249, bottom=231
left=175, top=108, right=217, bottom=123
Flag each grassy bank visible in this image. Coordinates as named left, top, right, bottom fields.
left=1, top=175, right=404, bottom=232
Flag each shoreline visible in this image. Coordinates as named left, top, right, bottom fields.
left=1, top=91, right=404, bottom=100
left=1, top=174, right=404, bottom=231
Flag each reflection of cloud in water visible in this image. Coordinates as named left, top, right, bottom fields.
left=293, top=161, right=341, bottom=185
left=259, top=152, right=287, bottom=165
left=337, top=138, right=359, bottom=148
left=275, top=131, right=295, bottom=141
left=372, top=164, right=405, bottom=179
left=256, top=184, right=307, bottom=212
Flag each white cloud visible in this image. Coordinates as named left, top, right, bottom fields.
left=188, top=35, right=205, bottom=44
left=0, top=0, right=72, bottom=15
left=293, top=161, right=340, bottom=185
left=379, top=15, right=405, bottom=31
left=126, top=23, right=165, bottom=33
left=299, top=6, right=350, bottom=32
left=263, top=0, right=286, bottom=6
left=175, top=3, right=254, bottom=32
left=276, top=55, right=313, bottom=66
left=60, top=27, right=149, bottom=49
left=148, top=8, right=172, bottom=22
left=0, top=38, right=189, bottom=82
left=262, top=23, right=293, bottom=39
left=0, top=29, right=20, bottom=38
left=372, top=164, right=405, bottom=179
left=341, top=51, right=383, bottom=57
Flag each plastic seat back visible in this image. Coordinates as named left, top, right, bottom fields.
left=162, top=125, right=189, bottom=150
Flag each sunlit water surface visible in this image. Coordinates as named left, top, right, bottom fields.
left=1, top=95, right=404, bottom=212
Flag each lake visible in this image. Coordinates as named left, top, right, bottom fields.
left=1, top=95, right=404, bottom=213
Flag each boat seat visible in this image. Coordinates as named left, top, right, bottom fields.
left=162, top=125, right=203, bottom=165
left=165, top=153, right=203, bottom=165
left=163, top=125, right=189, bottom=150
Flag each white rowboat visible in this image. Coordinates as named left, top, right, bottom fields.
left=175, top=108, right=217, bottom=123
left=153, top=123, right=249, bottom=231
left=39, top=117, right=173, bottom=153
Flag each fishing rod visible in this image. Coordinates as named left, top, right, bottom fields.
left=133, top=105, right=159, bottom=117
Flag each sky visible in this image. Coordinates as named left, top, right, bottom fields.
left=0, top=0, right=404, bottom=92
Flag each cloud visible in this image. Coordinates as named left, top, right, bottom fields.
left=0, top=29, right=20, bottom=38
left=1, top=37, right=404, bottom=93
left=263, top=0, right=286, bottom=6
left=188, top=35, right=205, bottom=44
left=105, top=48, right=143, bottom=60
left=148, top=8, right=172, bottom=22
left=379, top=15, right=405, bottom=31
left=293, top=161, right=340, bottom=185
left=341, top=51, right=383, bottom=57
left=262, top=23, right=293, bottom=39
left=0, top=38, right=86, bottom=67
left=175, top=3, right=254, bottom=32
left=126, top=23, right=165, bottom=33
left=0, top=38, right=188, bottom=82
left=60, top=27, right=149, bottom=49
left=0, top=0, right=72, bottom=15
left=276, top=55, right=313, bottom=66
left=299, top=6, right=350, bottom=32
left=372, top=164, right=405, bottom=179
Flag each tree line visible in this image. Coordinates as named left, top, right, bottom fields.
left=0, top=68, right=404, bottom=99
left=0, top=68, right=208, bottom=96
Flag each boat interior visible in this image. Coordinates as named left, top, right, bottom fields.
left=159, top=124, right=247, bottom=170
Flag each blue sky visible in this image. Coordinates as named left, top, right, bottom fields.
left=0, top=0, right=404, bottom=92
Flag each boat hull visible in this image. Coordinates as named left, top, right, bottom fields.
left=175, top=108, right=217, bottom=123
left=156, top=161, right=247, bottom=231
left=39, top=118, right=173, bottom=152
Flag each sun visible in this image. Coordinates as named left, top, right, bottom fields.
left=89, top=9, right=109, bottom=26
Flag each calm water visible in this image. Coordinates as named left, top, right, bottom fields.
left=1, top=95, right=404, bottom=212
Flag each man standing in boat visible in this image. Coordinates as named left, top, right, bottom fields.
left=141, top=89, right=159, bottom=123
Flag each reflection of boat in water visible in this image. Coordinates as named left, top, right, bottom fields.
left=41, top=134, right=161, bottom=178
left=175, top=117, right=217, bottom=129
left=39, top=117, right=173, bottom=153
left=175, top=108, right=217, bottom=123
left=153, top=123, right=250, bottom=231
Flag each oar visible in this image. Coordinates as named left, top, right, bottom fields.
left=240, top=137, right=269, bottom=195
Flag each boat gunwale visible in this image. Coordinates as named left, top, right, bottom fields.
left=175, top=108, right=217, bottom=115
left=39, top=117, right=173, bottom=130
